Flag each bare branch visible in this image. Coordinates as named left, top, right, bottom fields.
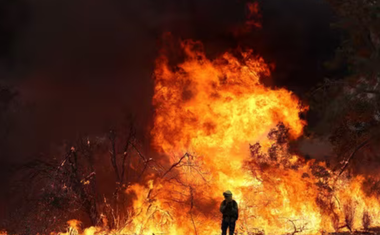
left=285, top=219, right=307, bottom=235
left=162, top=153, right=190, bottom=178
left=109, top=130, right=120, bottom=183
left=120, top=123, right=135, bottom=185
left=336, top=138, right=371, bottom=179
left=80, top=172, right=96, bottom=184
left=130, top=142, right=146, bottom=162
left=189, top=186, right=198, bottom=235
left=137, top=158, right=154, bottom=181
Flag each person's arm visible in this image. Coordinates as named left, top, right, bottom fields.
left=220, top=200, right=226, bottom=213
left=232, top=201, right=238, bottom=218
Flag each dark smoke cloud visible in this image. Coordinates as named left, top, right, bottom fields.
left=0, top=0, right=340, bottom=220
left=248, top=0, right=340, bottom=93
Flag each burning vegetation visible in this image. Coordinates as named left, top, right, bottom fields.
left=2, top=0, right=380, bottom=235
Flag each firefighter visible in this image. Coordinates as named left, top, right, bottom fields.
left=220, top=190, right=238, bottom=235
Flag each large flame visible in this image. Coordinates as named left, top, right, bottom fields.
left=49, top=38, right=380, bottom=235
left=118, top=39, right=380, bottom=235
left=139, top=39, right=315, bottom=234
left=2, top=2, right=379, bottom=234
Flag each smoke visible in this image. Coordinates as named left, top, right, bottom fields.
left=1, top=0, right=339, bottom=141
left=0, top=0, right=340, bottom=221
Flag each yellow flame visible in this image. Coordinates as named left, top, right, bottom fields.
left=24, top=37, right=380, bottom=235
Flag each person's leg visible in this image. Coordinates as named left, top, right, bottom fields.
left=229, top=221, right=236, bottom=235
left=221, top=220, right=228, bottom=235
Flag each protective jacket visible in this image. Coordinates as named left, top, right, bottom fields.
left=220, top=200, right=239, bottom=221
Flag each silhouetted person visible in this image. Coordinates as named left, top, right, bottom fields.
left=220, top=190, right=238, bottom=235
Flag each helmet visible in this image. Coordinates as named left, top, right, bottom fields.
left=223, top=190, right=233, bottom=196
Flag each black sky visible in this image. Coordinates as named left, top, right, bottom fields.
left=0, top=0, right=340, bottom=220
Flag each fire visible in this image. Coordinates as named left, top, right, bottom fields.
left=145, top=39, right=310, bottom=234
left=233, top=2, right=262, bottom=36
left=6, top=4, right=380, bottom=234
left=151, top=40, right=304, bottom=155
left=122, top=39, right=310, bottom=234
left=119, top=39, right=380, bottom=235
left=47, top=37, right=380, bottom=235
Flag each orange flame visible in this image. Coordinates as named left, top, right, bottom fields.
left=120, top=39, right=380, bottom=235
left=49, top=38, right=380, bottom=235
left=16, top=37, right=380, bottom=235
left=126, top=39, right=316, bottom=234
left=233, top=1, right=262, bottom=36
left=12, top=8, right=380, bottom=233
